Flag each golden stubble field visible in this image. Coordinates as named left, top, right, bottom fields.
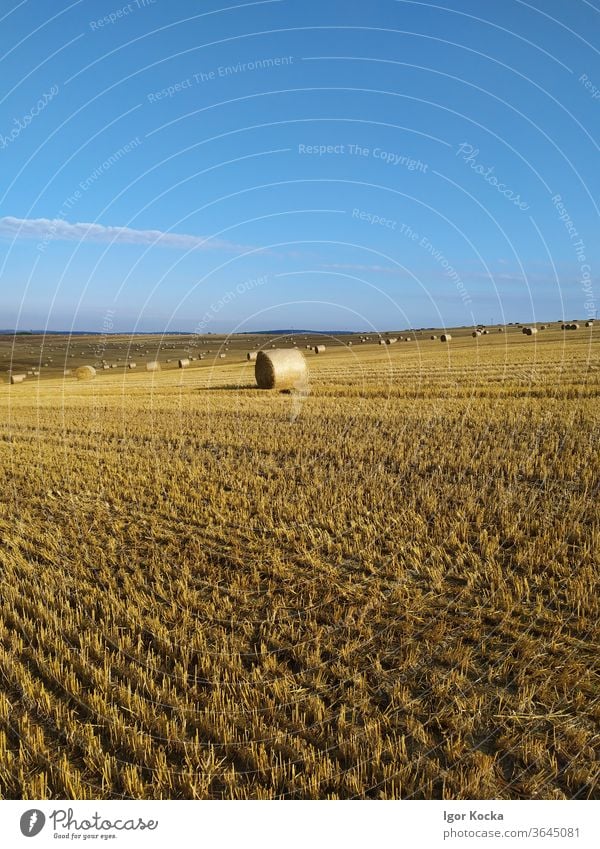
left=0, top=326, right=598, bottom=799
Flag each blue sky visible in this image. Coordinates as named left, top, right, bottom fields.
left=0, top=0, right=598, bottom=332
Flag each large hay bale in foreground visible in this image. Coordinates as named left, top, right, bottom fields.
left=314, top=344, right=326, bottom=354
left=440, top=334, right=451, bottom=342
left=247, top=351, right=258, bottom=361
left=255, top=348, right=308, bottom=390
left=75, top=366, right=96, bottom=381
left=178, top=358, right=190, bottom=368
left=146, top=361, right=161, bottom=372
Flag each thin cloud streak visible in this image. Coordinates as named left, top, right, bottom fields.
left=0, top=216, right=257, bottom=253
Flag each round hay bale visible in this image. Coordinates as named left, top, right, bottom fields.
left=247, top=351, right=258, bottom=361
left=405, top=337, right=411, bottom=341
left=430, top=335, right=437, bottom=340
left=385, top=337, right=397, bottom=345
left=585, top=321, right=593, bottom=327
left=570, top=323, right=579, bottom=329
left=561, top=323, right=566, bottom=330
left=255, top=348, right=308, bottom=390
left=103, top=365, right=110, bottom=370
left=482, top=330, right=489, bottom=335
left=75, top=366, right=96, bottom=381
left=498, top=327, right=504, bottom=332
left=522, top=327, right=529, bottom=334
left=472, top=331, right=481, bottom=337
left=379, top=339, right=386, bottom=346
left=314, top=344, right=326, bottom=354
left=128, top=362, right=137, bottom=369
left=9, top=374, right=26, bottom=384
left=540, top=325, right=546, bottom=330
left=178, top=358, right=190, bottom=368
left=440, top=334, right=452, bottom=342
left=219, top=353, right=226, bottom=359
left=146, top=361, right=161, bottom=372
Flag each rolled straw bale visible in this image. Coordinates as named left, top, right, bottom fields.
left=585, top=321, right=593, bottom=327
left=178, top=358, right=190, bottom=368
left=219, top=353, right=226, bottom=359
left=540, top=325, right=546, bottom=330
left=570, top=323, right=579, bottom=329
left=498, top=327, right=504, bottom=332
left=247, top=351, right=258, bottom=361
left=9, top=374, right=26, bottom=384
left=379, top=339, right=386, bottom=346
left=75, top=365, right=96, bottom=381
left=128, top=362, right=137, bottom=369
left=472, top=331, right=481, bottom=337
left=255, top=348, right=308, bottom=390
left=430, top=335, right=437, bottom=340
left=385, top=337, right=397, bottom=345
left=483, top=330, right=489, bottom=334
left=525, top=327, right=538, bottom=335
left=440, top=334, right=452, bottom=342
left=314, top=344, right=326, bottom=353
left=146, top=361, right=161, bottom=372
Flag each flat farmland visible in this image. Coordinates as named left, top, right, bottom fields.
left=0, top=326, right=598, bottom=799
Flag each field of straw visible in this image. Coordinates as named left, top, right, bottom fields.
left=0, top=327, right=598, bottom=799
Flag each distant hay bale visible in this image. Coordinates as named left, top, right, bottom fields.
left=498, top=327, right=504, bottom=332
left=219, top=353, right=226, bottom=359
left=561, top=324, right=566, bottom=330
left=9, top=374, right=26, bottom=384
left=472, top=331, right=481, bottom=337
left=178, top=358, right=190, bottom=368
left=525, top=327, right=538, bottom=335
left=75, top=365, right=96, bottom=381
left=379, top=339, right=386, bottom=346
left=314, top=344, right=326, bottom=353
left=482, top=330, right=489, bottom=335
left=440, top=334, right=452, bottom=342
left=128, top=363, right=137, bottom=369
left=255, top=348, right=308, bottom=390
left=540, top=325, right=546, bottom=330
left=146, top=361, right=161, bottom=372
left=103, top=365, right=110, bottom=370
left=585, top=321, right=593, bottom=327
left=347, top=341, right=353, bottom=346
left=247, top=351, right=258, bottom=361
left=405, top=337, right=411, bottom=341
left=430, top=335, right=437, bottom=340
left=570, top=323, right=579, bottom=329
left=306, top=344, right=312, bottom=349
left=385, top=337, right=397, bottom=345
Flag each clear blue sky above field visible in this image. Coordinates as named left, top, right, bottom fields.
left=0, top=0, right=598, bottom=332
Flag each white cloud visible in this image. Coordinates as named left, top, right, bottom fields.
left=0, top=216, right=257, bottom=253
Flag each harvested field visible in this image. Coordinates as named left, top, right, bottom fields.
left=0, top=327, right=598, bottom=800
